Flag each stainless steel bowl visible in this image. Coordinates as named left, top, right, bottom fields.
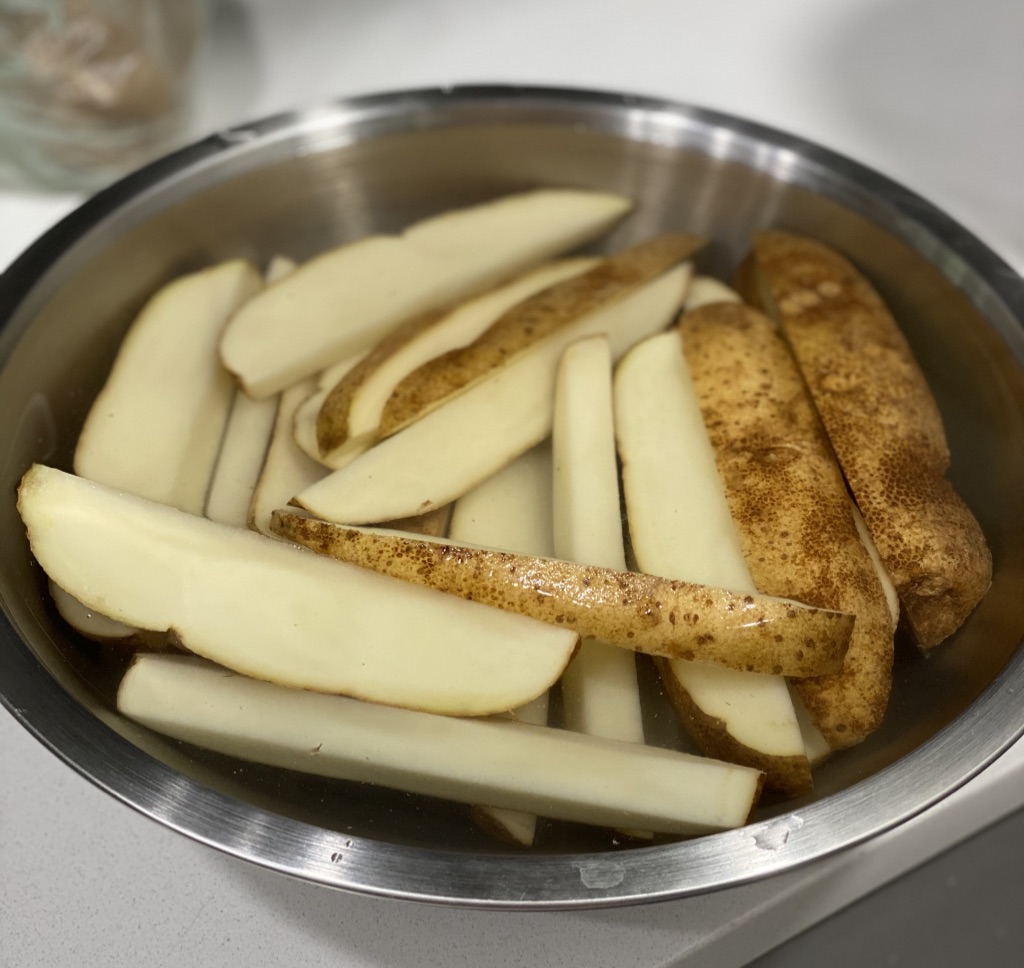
left=1, top=85, right=1023, bottom=908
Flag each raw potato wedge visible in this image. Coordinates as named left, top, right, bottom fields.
left=614, top=330, right=813, bottom=795
left=292, top=351, right=371, bottom=468
left=683, top=275, right=742, bottom=311
left=680, top=302, right=896, bottom=747
left=451, top=445, right=554, bottom=847
left=20, top=465, right=578, bottom=717
left=118, top=653, right=763, bottom=837
left=75, top=259, right=263, bottom=513
left=220, top=190, right=632, bottom=398
left=379, top=234, right=705, bottom=437
left=739, top=231, right=992, bottom=648
left=317, top=258, right=598, bottom=455
left=269, top=511, right=853, bottom=677
left=552, top=336, right=645, bottom=748
left=248, top=378, right=327, bottom=537
left=292, top=264, right=692, bottom=524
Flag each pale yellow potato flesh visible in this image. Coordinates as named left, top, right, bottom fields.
left=378, top=234, right=705, bottom=437
left=204, top=392, right=279, bottom=527
left=248, top=378, right=327, bottom=537
left=74, top=259, right=262, bottom=513
left=682, top=275, right=742, bottom=311
left=613, top=330, right=813, bottom=795
left=450, top=445, right=555, bottom=847
left=292, top=265, right=692, bottom=525
left=269, top=512, right=852, bottom=678
left=552, top=336, right=645, bottom=748
left=740, top=230, right=991, bottom=649
left=317, top=258, right=598, bottom=455
left=291, top=351, right=371, bottom=468
left=219, top=190, right=632, bottom=398
left=679, top=302, right=896, bottom=747
left=118, top=654, right=763, bottom=836
left=20, top=465, right=578, bottom=717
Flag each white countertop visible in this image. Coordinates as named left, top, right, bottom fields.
left=2, top=2, right=1023, bottom=965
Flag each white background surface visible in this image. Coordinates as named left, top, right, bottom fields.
left=2, top=1, right=1023, bottom=965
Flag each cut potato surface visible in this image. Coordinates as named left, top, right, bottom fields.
left=552, top=336, right=645, bottom=749
left=741, top=231, right=991, bottom=648
left=614, top=330, right=813, bottom=794
left=75, top=259, right=262, bottom=513
left=20, top=465, right=577, bottom=717
left=118, top=654, right=763, bottom=836
left=270, top=512, right=853, bottom=677
left=379, top=234, right=704, bottom=437
left=293, top=264, right=692, bottom=524
left=317, top=257, right=598, bottom=455
left=219, top=189, right=632, bottom=398
left=680, top=302, right=895, bottom=747
left=450, top=446, right=555, bottom=846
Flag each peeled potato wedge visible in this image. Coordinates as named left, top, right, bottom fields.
left=269, top=511, right=854, bottom=678
left=679, top=302, right=896, bottom=747
left=378, top=233, right=705, bottom=437
left=738, top=230, right=992, bottom=649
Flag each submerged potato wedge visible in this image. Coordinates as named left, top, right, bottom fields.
left=614, top=330, right=814, bottom=795
left=20, top=465, right=578, bottom=717
left=75, top=259, right=262, bottom=513
left=316, top=258, right=598, bottom=455
left=220, top=189, right=632, bottom=397
left=739, top=231, right=992, bottom=648
left=378, top=233, right=705, bottom=436
left=292, top=264, right=692, bottom=524
left=119, top=653, right=763, bottom=837
left=269, top=511, right=853, bottom=677
left=680, top=302, right=896, bottom=747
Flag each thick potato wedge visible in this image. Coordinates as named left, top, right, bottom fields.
left=378, top=233, right=705, bottom=436
left=680, top=302, right=896, bottom=747
left=20, top=465, right=578, bottom=717
left=739, top=231, right=991, bottom=648
left=269, top=511, right=854, bottom=677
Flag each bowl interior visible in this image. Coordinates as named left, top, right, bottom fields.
left=1, top=87, right=1023, bottom=903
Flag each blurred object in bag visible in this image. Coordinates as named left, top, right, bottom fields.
left=0, top=0, right=203, bottom=193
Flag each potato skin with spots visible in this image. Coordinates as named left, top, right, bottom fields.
left=679, top=302, right=895, bottom=747
left=378, top=233, right=705, bottom=437
left=270, top=509, right=854, bottom=677
left=738, top=230, right=991, bottom=649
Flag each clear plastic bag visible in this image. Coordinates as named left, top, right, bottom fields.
left=0, top=0, right=203, bottom=192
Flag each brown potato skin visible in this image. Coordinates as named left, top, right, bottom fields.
left=316, top=307, right=447, bottom=454
left=738, top=231, right=992, bottom=649
left=270, top=510, right=854, bottom=677
left=680, top=302, right=895, bottom=747
left=377, top=233, right=706, bottom=437
left=655, top=658, right=812, bottom=795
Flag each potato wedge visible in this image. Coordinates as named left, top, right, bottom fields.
left=269, top=511, right=853, bottom=677
left=739, top=231, right=992, bottom=648
left=220, top=190, right=632, bottom=397
left=75, top=259, right=262, bottom=513
left=378, top=234, right=705, bottom=437
left=292, top=264, right=692, bottom=525
left=679, top=302, right=895, bottom=747
left=614, top=330, right=813, bottom=794
left=317, top=258, right=598, bottom=455
left=552, top=336, right=645, bottom=749
left=450, top=445, right=554, bottom=847
left=118, top=654, right=763, bottom=837
left=20, top=465, right=578, bottom=717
